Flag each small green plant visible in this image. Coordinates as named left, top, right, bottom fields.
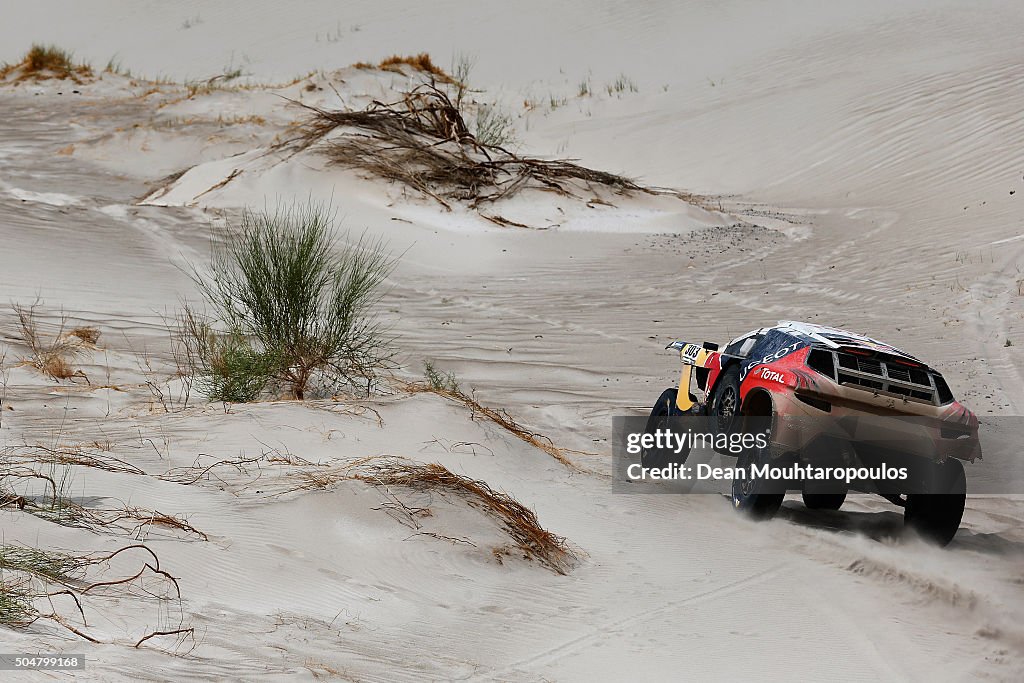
left=1005, top=339, right=1013, bottom=347
left=184, top=201, right=397, bottom=400
left=424, top=360, right=460, bottom=394
left=177, top=312, right=280, bottom=402
left=577, top=78, right=591, bottom=97
left=0, top=581, right=34, bottom=626
left=0, top=545, right=83, bottom=583
left=474, top=103, right=516, bottom=147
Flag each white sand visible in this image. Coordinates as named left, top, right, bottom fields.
left=1, top=1, right=1023, bottom=680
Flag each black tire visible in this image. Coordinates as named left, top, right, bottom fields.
left=802, top=492, right=847, bottom=510
left=904, top=458, right=966, bottom=547
left=731, top=415, right=784, bottom=519
left=708, top=365, right=742, bottom=434
left=640, top=388, right=689, bottom=469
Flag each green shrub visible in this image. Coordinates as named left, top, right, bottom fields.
left=473, top=103, right=516, bottom=148
left=178, top=313, right=280, bottom=402
left=424, top=360, right=460, bottom=394
left=0, top=582, right=33, bottom=626
left=184, top=201, right=397, bottom=400
left=0, top=545, right=83, bottom=583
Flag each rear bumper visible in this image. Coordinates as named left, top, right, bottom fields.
left=764, top=386, right=982, bottom=465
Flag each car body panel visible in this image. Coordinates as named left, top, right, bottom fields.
left=666, top=321, right=981, bottom=465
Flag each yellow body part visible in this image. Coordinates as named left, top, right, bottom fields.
left=676, top=365, right=695, bottom=411
left=674, top=343, right=709, bottom=412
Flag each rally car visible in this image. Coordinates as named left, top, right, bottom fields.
left=641, top=321, right=979, bottom=545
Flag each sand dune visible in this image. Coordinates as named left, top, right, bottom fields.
left=1, top=1, right=1023, bottom=680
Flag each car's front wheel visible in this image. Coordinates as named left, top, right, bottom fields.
left=640, top=388, right=689, bottom=469
left=709, top=365, right=742, bottom=434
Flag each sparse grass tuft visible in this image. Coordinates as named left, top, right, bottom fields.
left=184, top=63, right=245, bottom=98
left=1, top=44, right=92, bottom=82
left=13, top=300, right=88, bottom=381
left=0, top=545, right=84, bottom=583
left=103, top=57, right=132, bottom=77
left=605, top=74, right=638, bottom=95
left=26, top=44, right=74, bottom=73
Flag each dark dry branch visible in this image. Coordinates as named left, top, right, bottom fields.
left=287, top=84, right=687, bottom=216
left=159, top=449, right=313, bottom=486
left=135, top=627, right=196, bottom=650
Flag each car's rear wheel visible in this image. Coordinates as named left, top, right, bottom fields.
left=904, top=458, right=966, bottom=546
left=640, top=388, right=689, bottom=469
left=730, top=398, right=784, bottom=519
left=802, top=492, right=847, bottom=510
left=732, top=442, right=785, bottom=518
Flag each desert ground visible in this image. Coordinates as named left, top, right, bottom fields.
left=1, top=1, right=1023, bottom=680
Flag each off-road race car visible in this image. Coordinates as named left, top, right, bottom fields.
left=641, top=321, right=980, bottom=546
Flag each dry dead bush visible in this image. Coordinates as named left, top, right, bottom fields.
left=67, top=326, right=100, bottom=345
left=355, top=458, right=576, bottom=574
left=12, top=301, right=88, bottom=381
left=0, top=465, right=204, bottom=540
left=377, top=53, right=453, bottom=82
left=160, top=448, right=313, bottom=487
left=6, top=444, right=144, bottom=476
left=287, top=84, right=688, bottom=224
left=0, top=44, right=93, bottom=82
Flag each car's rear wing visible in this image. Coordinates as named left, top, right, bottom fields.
left=665, top=340, right=718, bottom=411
